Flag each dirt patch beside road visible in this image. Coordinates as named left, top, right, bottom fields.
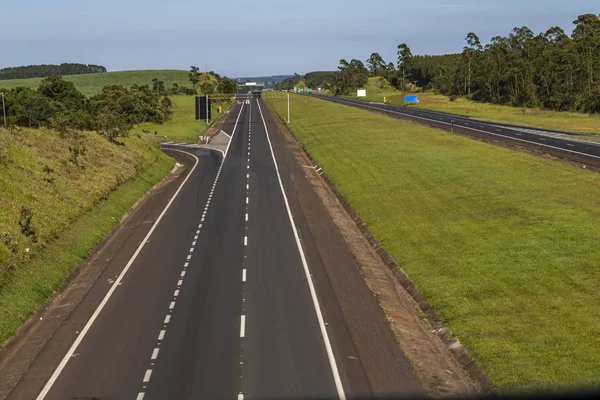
left=263, top=102, right=489, bottom=398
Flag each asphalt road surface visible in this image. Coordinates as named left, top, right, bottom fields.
left=309, top=94, right=600, bottom=162
left=5, top=99, right=423, bottom=399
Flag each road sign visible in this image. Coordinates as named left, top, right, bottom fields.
left=357, top=89, right=366, bottom=97
left=307, top=88, right=313, bottom=93
left=318, top=88, right=321, bottom=93
left=195, top=95, right=211, bottom=120
left=405, top=95, right=419, bottom=104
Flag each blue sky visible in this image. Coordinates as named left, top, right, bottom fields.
left=1, top=0, right=597, bottom=77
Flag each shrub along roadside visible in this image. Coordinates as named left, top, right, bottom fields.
left=0, top=127, right=174, bottom=344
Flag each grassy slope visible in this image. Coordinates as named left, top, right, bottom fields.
left=139, top=95, right=231, bottom=143
left=330, top=77, right=600, bottom=135
left=0, top=70, right=192, bottom=96
left=0, top=128, right=174, bottom=344
left=267, top=95, right=600, bottom=393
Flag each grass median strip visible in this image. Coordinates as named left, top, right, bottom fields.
left=267, top=95, right=600, bottom=393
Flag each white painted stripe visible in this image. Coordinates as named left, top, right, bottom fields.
left=187, top=254, right=191, bottom=260
left=240, top=315, right=246, bottom=337
left=223, top=103, right=245, bottom=157
left=177, top=280, right=183, bottom=286
left=164, top=315, right=171, bottom=323
left=181, top=271, right=186, bottom=277
left=151, top=348, right=160, bottom=360
left=158, top=330, right=166, bottom=340
left=184, top=262, right=189, bottom=268
left=246, top=197, right=249, bottom=204
left=35, top=149, right=201, bottom=400
left=242, top=269, right=246, bottom=282
left=245, top=213, right=248, bottom=222
left=194, top=235, right=198, bottom=240
left=199, top=224, right=202, bottom=229
left=246, top=184, right=249, bottom=190
left=247, top=165, right=249, bottom=169
left=189, top=247, right=194, bottom=253
left=330, top=98, right=600, bottom=161
left=136, top=392, right=145, bottom=400
left=256, top=100, right=346, bottom=400
left=196, top=230, right=200, bottom=234
left=174, top=290, right=180, bottom=297
left=247, top=173, right=249, bottom=179
left=169, top=301, right=176, bottom=310
left=244, top=236, right=248, bottom=246
left=238, top=394, right=244, bottom=400
left=143, top=369, right=152, bottom=382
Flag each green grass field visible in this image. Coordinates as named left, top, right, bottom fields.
left=331, top=77, right=600, bottom=135
left=0, top=70, right=192, bottom=96
left=0, top=127, right=174, bottom=344
left=267, top=95, right=600, bottom=394
left=139, top=95, right=231, bottom=143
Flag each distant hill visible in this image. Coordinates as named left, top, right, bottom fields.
left=236, top=75, right=293, bottom=88
left=0, top=70, right=193, bottom=96
left=0, top=63, right=107, bottom=81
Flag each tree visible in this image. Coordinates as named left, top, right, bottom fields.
left=462, top=32, right=482, bottom=95
left=334, top=59, right=368, bottom=95
left=397, top=43, right=413, bottom=90
left=366, top=53, right=386, bottom=77
left=189, top=66, right=201, bottom=88
left=94, top=110, right=132, bottom=143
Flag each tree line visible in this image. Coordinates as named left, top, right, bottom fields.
left=1, top=76, right=173, bottom=142
left=0, top=64, right=107, bottom=81
left=280, top=13, right=599, bottom=113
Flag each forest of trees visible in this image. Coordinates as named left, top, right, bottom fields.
left=321, top=13, right=600, bottom=113
left=0, top=64, right=107, bottom=80
left=1, top=76, right=173, bottom=142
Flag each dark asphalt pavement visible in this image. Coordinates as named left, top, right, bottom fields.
left=6, top=99, right=423, bottom=400
left=309, top=94, right=600, bottom=162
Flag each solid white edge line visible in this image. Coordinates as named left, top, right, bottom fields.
left=35, top=149, right=201, bottom=400
left=256, top=99, right=346, bottom=400
left=240, top=315, right=246, bottom=338
left=224, top=103, right=246, bottom=157
left=329, top=97, right=600, bottom=160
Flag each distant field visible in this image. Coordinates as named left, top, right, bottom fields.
left=267, top=94, right=600, bottom=393
left=139, top=95, right=231, bottom=143
left=331, top=77, right=600, bottom=135
left=0, top=70, right=192, bottom=96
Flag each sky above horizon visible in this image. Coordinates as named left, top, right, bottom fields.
left=1, top=0, right=597, bottom=78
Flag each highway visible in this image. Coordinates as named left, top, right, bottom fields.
left=4, top=99, right=423, bottom=399
left=309, top=94, right=600, bottom=164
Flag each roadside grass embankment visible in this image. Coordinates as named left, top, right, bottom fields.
left=0, top=70, right=192, bottom=96
left=0, top=128, right=174, bottom=345
left=140, top=95, right=232, bottom=143
left=331, top=77, right=600, bottom=135
left=267, top=95, right=600, bottom=394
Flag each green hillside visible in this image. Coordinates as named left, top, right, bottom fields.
left=0, top=70, right=192, bottom=96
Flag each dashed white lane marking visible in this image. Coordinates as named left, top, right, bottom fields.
left=246, top=184, right=249, bottom=190
left=247, top=173, right=249, bottom=179
left=128, top=103, right=247, bottom=398
left=240, top=315, right=246, bottom=338
left=238, top=394, right=244, bottom=400
left=143, top=369, right=152, bottom=383
left=256, top=99, right=347, bottom=400
left=242, top=269, right=246, bottom=282
left=245, top=213, right=248, bottom=222
left=35, top=148, right=202, bottom=400
left=247, top=165, right=249, bottom=169
left=244, top=236, right=248, bottom=246
left=136, top=392, right=145, bottom=400
left=246, top=197, right=249, bottom=204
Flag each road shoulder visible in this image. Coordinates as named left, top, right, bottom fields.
left=261, top=100, right=478, bottom=398
left=0, top=151, right=195, bottom=400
